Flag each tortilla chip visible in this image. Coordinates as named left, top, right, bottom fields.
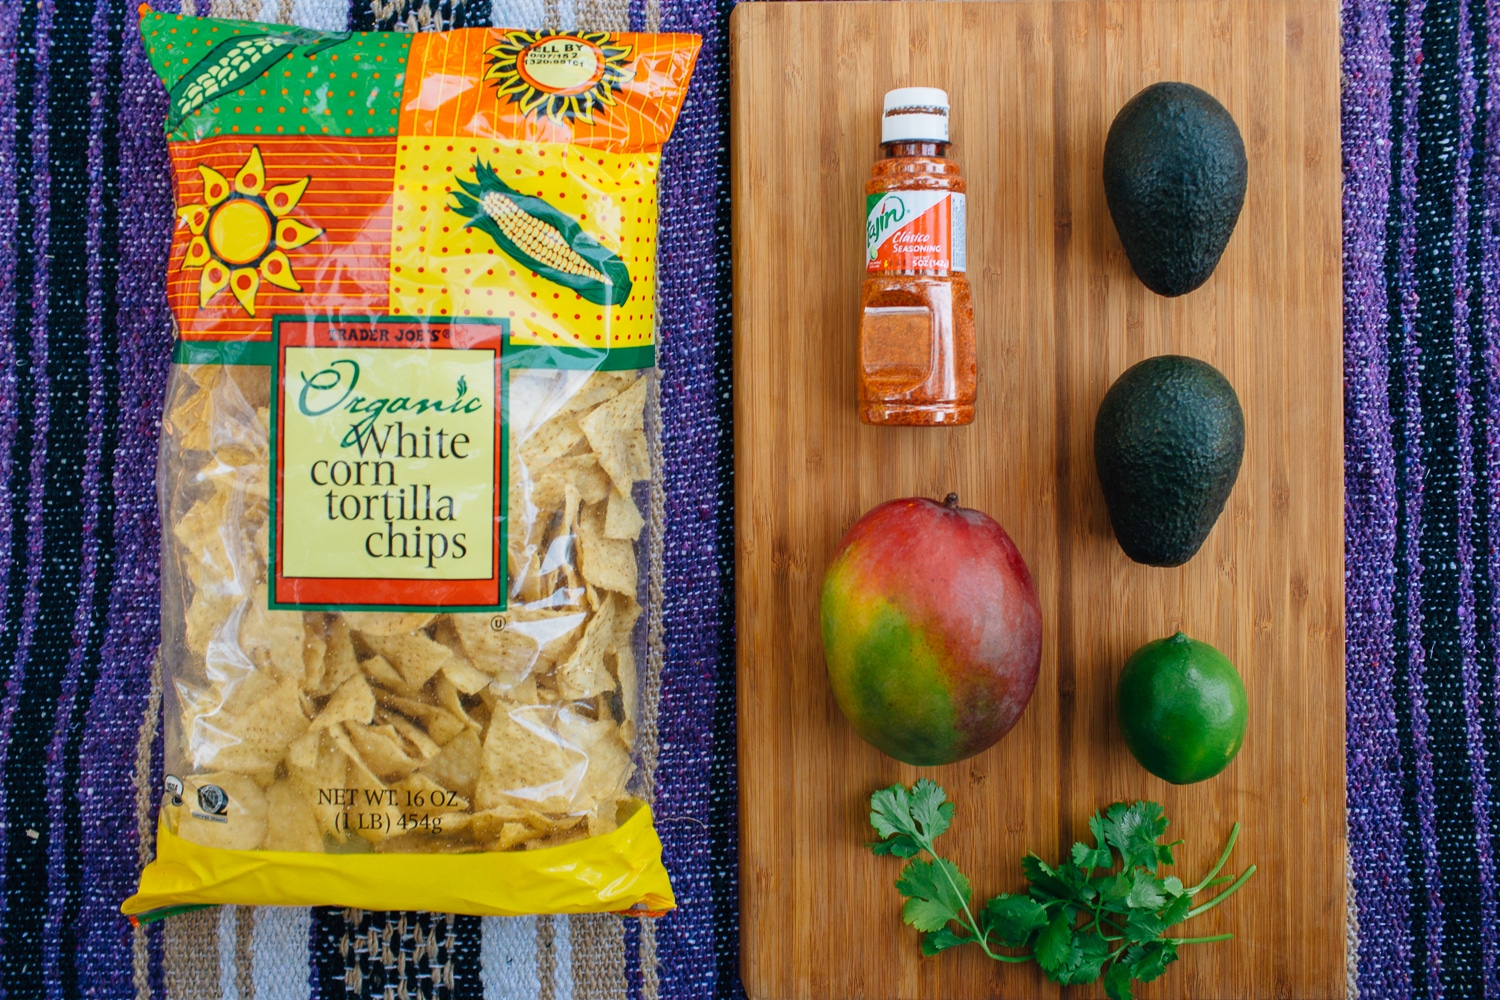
left=553, top=371, right=638, bottom=421
left=440, top=656, right=491, bottom=696
left=224, top=363, right=272, bottom=410
left=419, top=728, right=482, bottom=799
left=286, top=727, right=351, bottom=837
left=238, top=584, right=309, bottom=681
left=172, top=771, right=268, bottom=851
left=433, top=676, right=485, bottom=729
left=604, top=488, right=645, bottom=540
left=522, top=825, right=590, bottom=851
left=613, top=645, right=638, bottom=742
left=576, top=504, right=637, bottom=595
left=312, top=674, right=376, bottom=730
left=558, top=708, right=633, bottom=809
left=475, top=705, right=588, bottom=813
left=468, top=804, right=584, bottom=851
left=343, top=612, right=437, bottom=637
left=306, top=616, right=360, bottom=697
left=262, top=779, right=325, bottom=852
left=375, top=689, right=468, bottom=746
left=359, top=653, right=417, bottom=696
left=302, top=622, right=329, bottom=690
left=174, top=488, right=237, bottom=592
left=183, top=589, right=240, bottom=658
left=186, top=668, right=309, bottom=775
left=360, top=631, right=458, bottom=690
left=344, top=721, right=427, bottom=783
left=379, top=710, right=442, bottom=761
left=329, top=725, right=399, bottom=844
left=452, top=611, right=586, bottom=691
left=578, top=376, right=649, bottom=493
left=530, top=454, right=612, bottom=515
left=167, top=386, right=214, bottom=453
left=519, top=409, right=586, bottom=470
left=556, top=596, right=617, bottom=700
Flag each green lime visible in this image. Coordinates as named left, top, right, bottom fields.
left=1116, top=632, right=1247, bottom=784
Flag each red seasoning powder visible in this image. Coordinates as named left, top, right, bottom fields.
left=859, top=87, right=976, bottom=426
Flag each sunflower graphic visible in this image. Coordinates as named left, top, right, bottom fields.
left=483, top=31, right=633, bottom=123
left=178, top=147, right=322, bottom=316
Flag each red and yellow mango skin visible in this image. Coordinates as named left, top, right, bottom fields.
left=820, top=495, right=1042, bottom=766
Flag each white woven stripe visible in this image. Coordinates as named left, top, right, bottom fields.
left=491, top=0, right=547, bottom=28
left=252, top=908, right=312, bottom=1000
left=218, top=907, right=244, bottom=1000
left=481, top=916, right=541, bottom=999
left=288, top=0, right=351, bottom=30
left=552, top=913, right=574, bottom=1000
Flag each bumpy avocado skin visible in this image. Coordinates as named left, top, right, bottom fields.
left=1103, top=82, right=1247, bottom=297
left=1094, top=356, right=1245, bottom=567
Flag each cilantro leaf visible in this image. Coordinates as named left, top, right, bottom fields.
left=869, top=779, right=954, bottom=857
left=1104, top=961, right=1137, bottom=1000
left=869, top=833, right=922, bottom=858
left=1021, top=854, right=1074, bottom=902
left=1157, top=892, right=1193, bottom=928
left=1127, top=874, right=1168, bottom=911
left=896, top=857, right=971, bottom=933
left=1073, top=814, right=1115, bottom=870
left=869, top=784, right=917, bottom=842
left=1065, top=928, right=1111, bottom=985
left=1095, top=869, right=1134, bottom=907
left=1124, top=907, right=1166, bottom=943
left=921, top=926, right=971, bottom=956
left=1126, top=940, right=1179, bottom=983
left=981, top=893, right=1048, bottom=947
left=1032, top=910, right=1077, bottom=975
left=1102, top=802, right=1170, bottom=871
left=907, top=778, right=955, bottom=841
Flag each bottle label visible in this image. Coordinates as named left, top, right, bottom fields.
left=865, top=190, right=966, bottom=273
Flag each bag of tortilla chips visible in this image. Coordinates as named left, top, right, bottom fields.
left=123, top=8, right=698, bottom=921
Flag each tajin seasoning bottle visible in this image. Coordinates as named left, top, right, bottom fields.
left=859, top=87, right=976, bottom=426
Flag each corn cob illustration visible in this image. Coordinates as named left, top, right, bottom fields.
left=449, top=161, right=633, bottom=308
left=165, top=29, right=349, bottom=132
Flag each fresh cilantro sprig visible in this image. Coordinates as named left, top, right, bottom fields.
left=868, top=780, right=1256, bottom=1000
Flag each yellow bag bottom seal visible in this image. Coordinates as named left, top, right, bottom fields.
left=123, top=800, right=673, bottom=920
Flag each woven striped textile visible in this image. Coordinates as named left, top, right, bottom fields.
left=0, top=0, right=737, bottom=995
left=0, top=0, right=1496, bottom=995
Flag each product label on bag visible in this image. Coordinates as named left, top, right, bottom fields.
left=865, top=190, right=966, bottom=273
left=270, top=316, right=506, bottom=610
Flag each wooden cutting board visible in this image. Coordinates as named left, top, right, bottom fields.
left=730, top=1, right=1344, bottom=997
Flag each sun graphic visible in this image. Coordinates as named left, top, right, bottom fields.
left=483, top=31, right=633, bottom=124
left=178, top=147, right=322, bottom=317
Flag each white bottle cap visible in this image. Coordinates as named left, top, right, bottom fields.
left=881, top=86, right=950, bottom=143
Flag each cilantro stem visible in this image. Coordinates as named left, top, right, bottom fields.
left=916, top=833, right=1028, bottom=964
left=1187, top=822, right=1241, bottom=895
left=1167, top=933, right=1234, bottom=945
left=1186, top=864, right=1256, bottom=919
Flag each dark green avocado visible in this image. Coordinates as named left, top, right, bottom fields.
left=1103, top=82, right=1247, bottom=297
left=1094, top=355, right=1245, bottom=567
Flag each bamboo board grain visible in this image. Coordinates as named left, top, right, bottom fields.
left=730, top=2, right=1345, bottom=998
